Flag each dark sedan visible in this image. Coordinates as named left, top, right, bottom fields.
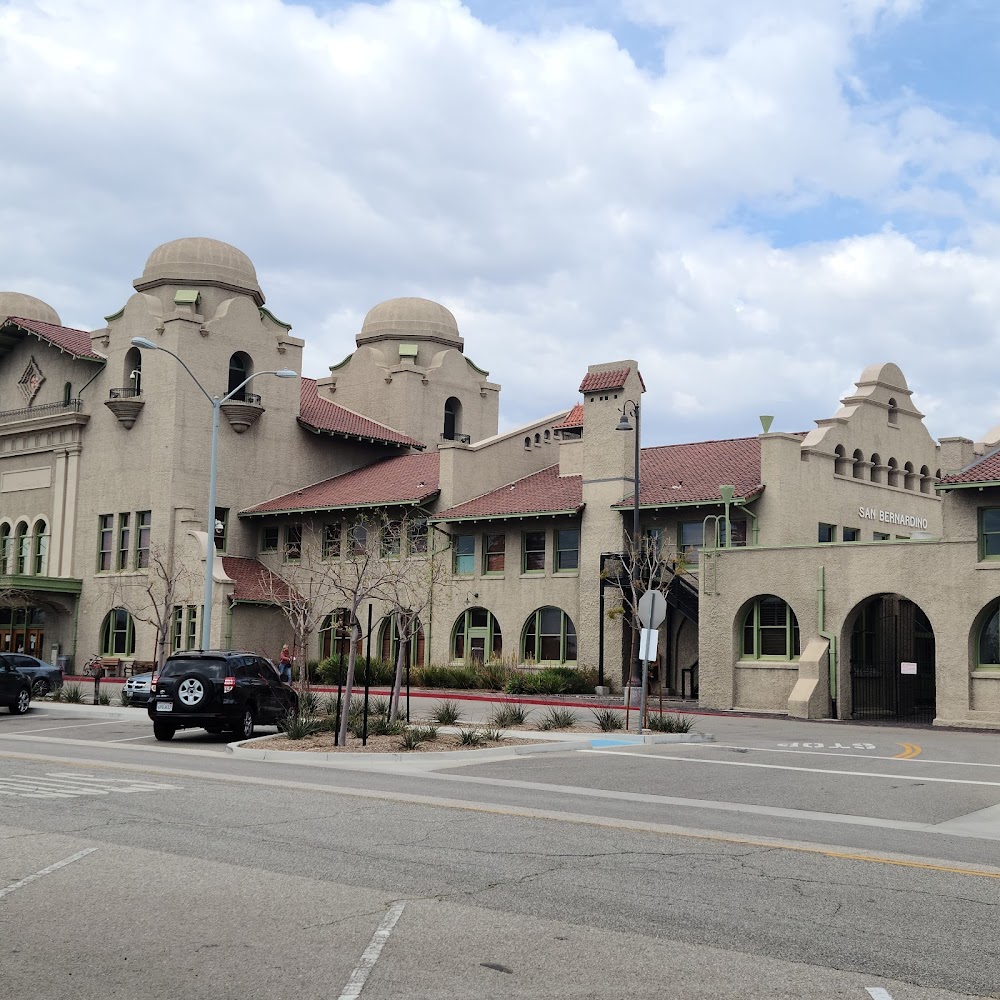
left=1, top=653, right=63, bottom=696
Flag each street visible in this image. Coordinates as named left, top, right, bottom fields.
left=2, top=704, right=998, bottom=999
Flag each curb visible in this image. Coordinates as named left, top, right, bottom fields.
left=225, top=730, right=713, bottom=765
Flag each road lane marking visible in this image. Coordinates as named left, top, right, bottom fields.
left=893, top=743, right=922, bottom=759
left=582, top=749, right=1000, bottom=788
left=338, top=902, right=405, bottom=1000
left=6, top=722, right=124, bottom=735
left=709, top=745, right=1000, bottom=769
left=866, top=988, right=894, bottom=999
left=0, top=773, right=179, bottom=799
left=3, top=750, right=1000, bottom=883
left=0, top=848, right=98, bottom=900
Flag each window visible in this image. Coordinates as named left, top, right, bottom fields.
left=171, top=606, right=183, bottom=652
left=920, top=465, right=932, bottom=494
left=261, top=526, right=279, bottom=552
left=214, top=508, right=228, bottom=552
left=521, top=607, right=577, bottom=664
left=453, top=534, right=475, bottom=575
left=888, top=397, right=898, bottom=425
left=904, top=462, right=917, bottom=491
left=887, top=458, right=900, bottom=487
left=714, top=519, right=747, bottom=548
left=678, top=521, right=705, bottom=558
left=228, top=352, right=252, bottom=400
left=98, top=515, right=114, bottom=571
left=135, top=511, right=151, bottom=568
left=32, top=521, right=47, bottom=575
left=320, top=609, right=359, bottom=662
left=742, top=596, right=800, bottom=660
left=380, top=521, right=401, bottom=559
left=322, top=523, right=341, bottom=560
left=874, top=531, right=890, bottom=541
left=555, top=528, right=579, bottom=572
left=818, top=523, right=836, bottom=543
left=100, top=608, right=135, bottom=656
left=0, top=524, right=9, bottom=574
left=63, top=381, right=72, bottom=404
left=522, top=530, right=545, bottom=573
left=378, top=614, right=425, bottom=668
left=643, top=527, right=663, bottom=559
left=980, top=509, right=1000, bottom=560
left=14, top=522, right=29, bottom=575
left=443, top=397, right=461, bottom=440
left=407, top=518, right=428, bottom=555
left=118, top=513, right=131, bottom=570
left=852, top=449, right=866, bottom=479
left=451, top=607, right=502, bottom=664
left=284, top=524, right=302, bottom=561
left=349, top=523, right=368, bottom=557
left=843, top=527, right=860, bottom=542
left=978, top=603, right=1000, bottom=671
left=483, top=533, right=505, bottom=574
left=185, top=605, right=198, bottom=650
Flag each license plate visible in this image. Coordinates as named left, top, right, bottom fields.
left=156, top=702, right=173, bottom=712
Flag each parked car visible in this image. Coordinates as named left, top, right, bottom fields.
left=0, top=657, right=31, bottom=714
left=1, top=654, right=62, bottom=697
left=123, top=671, right=154, bottom=705
left=147, top=650, right=299, bottom=741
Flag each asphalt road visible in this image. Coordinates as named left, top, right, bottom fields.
left=2, top=704, right=998, bottom=999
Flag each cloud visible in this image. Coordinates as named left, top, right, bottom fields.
left=0, top=0, right=998, bottom=447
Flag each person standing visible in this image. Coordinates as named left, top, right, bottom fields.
left=278, top=644, right=292, bottom=684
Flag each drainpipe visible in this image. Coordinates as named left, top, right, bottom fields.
left=817, top=566, right=837, bottom=718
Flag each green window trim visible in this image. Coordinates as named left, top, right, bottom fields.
left=171, top=606, right=183, bottom=652
left=407, top=518, right=428, bottom=556
left=322, top=522, right=342, bottom=560
left=453, top=533, right=475, bottom=575
left=554, top=528, right=579, bottom=573
left=380, top=521, right=402, bottom=560
left=185, top=605, right=199, bottom=650
left=100, top=607, right=136, bottom=656
left=135, top=511, right=151, bottom=569
left=483, top=532, right=505, bottom=575
left=843, top=527, right=860, bottom=542
left=521, top=530, right=546, bottom=574
left=979, top=508, right=1000, bottom=561
left=14, top=522, right=29, bottom=575
left=260, top=525, right=279, bottom=553
left=451, top=607, right=503, bottom=664
left=818, top=523, right=836, bottom=543
left=284, top=524, right=302, bottom=562
left=32, top=521, right=48, bottom=576
left=741, top=596, right=800, bottom=661
left=97, top=514, right=113, bottom=572
left=117, top=513, right=131, bottom=570
left=520, top=606, right=577, bottom=664
left=977, top=604, right=1000, bottom=670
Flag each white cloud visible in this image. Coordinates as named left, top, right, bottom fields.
left=0, top=0, right=998, bottom=447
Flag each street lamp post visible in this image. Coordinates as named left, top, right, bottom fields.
left=131, top=337, right=296, bottom=648
left=615, top=399, right=643, bottom=701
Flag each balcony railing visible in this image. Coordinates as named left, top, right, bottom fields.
left=108, top=387, right=142, bottom=399
left=0, top=398, right=82, bottom=426
left=224, top=391, right=262, bottom=405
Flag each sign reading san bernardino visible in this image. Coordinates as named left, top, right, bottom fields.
left=858, top=506, right=929, bottom=531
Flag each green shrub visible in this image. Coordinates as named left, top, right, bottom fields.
left=368, top=696, right=390, bottom=717
left=298, top=690, right=320, bottom=716
left=318, top=656, right=395, bottom=686
left=592, top=708, right=624, bottom=731
left=456, top=728, right=485, bottom=746
left=504, top=666, right=598, bottom=696
left=369, top=715, right=403, bottom=737
left=480, top=727, right=505, bottom=743
left=63, top=684, right=83, bottom=704
left=97, top=691, right=112, bottom=706
left=412, top=665, right=479, bottom=689
left=476, top=659, right=516, bottom=691
left=118, top=689, right=132, bottom=707
left=280, top=712, right=325, bottom=740
left=488, top=702, right=529, bottom=727
left=430, top=700, right=462, bottom=725
left=539, top=706, right=577, bottom=730
left=400, top=729, right=423, bottom=751
left=647, top=713, right=695, bottom=733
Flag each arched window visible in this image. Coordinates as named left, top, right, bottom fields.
left=63, top=382, right=73, bottom=404
left=920, top=465, right=932, bottom=494
left=378, top=614, right=426, bottom=668
left=533, top=433, right=541, bottom=447
left=978, top=603, right=1000, bottom=671
left=904, top=461, right=917, bottom=491
left=852, top=449, right=866, bottom=480
left=887, top=398, right=898, bottom=425
left=124, top=346, right=142, bottom=395
left=100, top=608, right=135, bottom=656
left=742, top=596, right=800, bottom=660
left=523, top=437, right=531, bottom=450
left=228, top=352, right=253, bottom=401
left=319, top=608, right=359, bottom=662
left=543, top=430, right=551, bottom=442
left=443, top=396, right=461, bottom=440
left=887, top=458, right=900, bottom=488
left=0, top=524, right=10, bottom=574
left=521, top=607, right=577, bottom=664
left=834, top=445, right=848, bottom=476
left=451, top=607, right=502, bottom=665
left=870, top=453, right=882, bottom=484
left=14, top=521, right=29, bottom=575
left=32, top=520, right=47, bottom=575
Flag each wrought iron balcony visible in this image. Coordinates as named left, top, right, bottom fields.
left=104, top=388, right=144, bottom=429
left=0, top=398, right=82, bottom=427
left=108, top=386, right=142, bottom=399
left=220, top=392, right=264, bottom=433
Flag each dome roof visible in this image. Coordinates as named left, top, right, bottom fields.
left=134, top=237, right=263, bottom=304
left=0, top=292, right=62, bottom=327
left=358, top=297, right=462, bottom=347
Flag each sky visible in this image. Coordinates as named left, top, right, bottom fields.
left=2, top=0, right=999, bottom=446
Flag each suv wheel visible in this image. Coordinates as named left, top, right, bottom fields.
left=236, top=707, right=255, bottom=740
left=176, top=673, right=212, bottom=710
left=153, top=721, right=176, bottom=741
left=32, top=678, right=51, bottom=698
left=11, top=688, right=30, bottom=714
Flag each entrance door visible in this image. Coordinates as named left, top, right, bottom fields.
left=468, top=630, right=489, bottom=666
left=850, top=596, right=935, bottom=724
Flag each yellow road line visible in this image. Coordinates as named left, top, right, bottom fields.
left=893, top=743, right=922, bottom=759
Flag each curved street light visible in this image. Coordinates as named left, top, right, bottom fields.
left=615, top=399, right=643, bottom=703
left=131, top=336, right=297, bottom=648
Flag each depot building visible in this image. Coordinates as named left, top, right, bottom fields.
left=1, top=237, right=998, bottom=730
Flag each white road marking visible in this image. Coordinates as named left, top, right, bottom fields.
left=0, top=848, right=98, bottom=900
left=5, top=721, right=122, bottom=735
left=582, top=750, right=1000, bottom=788
left=0, top=772, right=179, bottom=799
left=866, top=988, right=894, bottom=999
left=106, top=736, right=157, bottom=743
left=713, top=744, right=1000, bottom=769
left=337, top=902, right=406, bottom=1000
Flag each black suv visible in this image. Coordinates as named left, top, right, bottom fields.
left=0, top=657, right=31, bottom=714
left=147, top=650, right=298, bottom=741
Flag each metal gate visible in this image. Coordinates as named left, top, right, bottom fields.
left=851, top=597, right=935, bottom=724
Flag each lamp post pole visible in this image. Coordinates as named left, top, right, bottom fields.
left=130, top=337, right=296, bottom=649
left=616, top=400, right=643, bottom=699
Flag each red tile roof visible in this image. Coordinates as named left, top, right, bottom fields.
left=240, top=452, right=441, bottom=516
left=938, top=449, right=1000, bottom=487
left=298, top=378, right=423, bottom=448
left=222, top=556, right=300, bottom=605
left=554, top=404, right=584, bottom=430
left=435, top=466, right=583, bottom=521
left=613, top=436, right=763, bottom=507
left=4, top=317, right=104, bottom=361
left=579, top=368, right=630, bottom=393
